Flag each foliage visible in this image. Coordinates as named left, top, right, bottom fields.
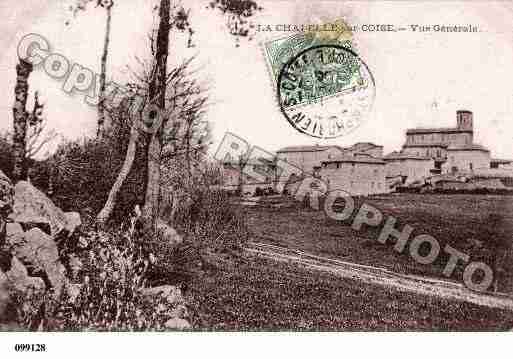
left=14, top=217, right=173, bottom=331
left=208, top=0, right=263, bottom=46
left=43, top=129, right=145, bottom=224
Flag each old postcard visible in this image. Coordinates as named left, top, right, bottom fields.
left=0, top=0, right=513, bottom=355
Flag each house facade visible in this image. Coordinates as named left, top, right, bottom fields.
left=442, top=143, right=491, bottom=173
left=384, top=152, right=434, bottom=185
left=319, top=153, right=387, bottom=196
left=276, top=142, right=383, bottom=174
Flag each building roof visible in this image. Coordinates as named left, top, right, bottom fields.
left=383, top=151, right=432, bottom=161
left=446, top=143, right=490, bottom=152
left=491, top=158, right=513, bottom=164
left=277, top=142, right=382, bottom=154
left=403, top=142, right=449, bottom=148
left=406, top=127, right=472, bottom=135
left=321, top=154, right=385, bottom=165
left=351, top=142, right=383, bottom=149
left=276, top=145, right=333, bottom=153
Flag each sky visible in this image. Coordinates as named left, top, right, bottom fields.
left=1, top=0, right=512, bottom=159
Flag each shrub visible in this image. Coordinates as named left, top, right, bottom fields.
left=13, top=217, right=174, bottom=331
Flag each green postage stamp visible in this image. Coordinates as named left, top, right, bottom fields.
left=262, top=26, right=376, bottom=139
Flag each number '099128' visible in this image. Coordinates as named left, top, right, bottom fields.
left=14, top=344, right=46, bottom=352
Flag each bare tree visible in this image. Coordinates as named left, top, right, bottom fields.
left=97, top=55, right=203, bottom=225
left=26, top=92, right=58, bottom=161
left=97, top=0, right=262, bottom=227
left=12, top=60, right=33, bottom=182
left=67, top=0, right=115, bottom=138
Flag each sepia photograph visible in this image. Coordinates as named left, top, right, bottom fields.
left=0, top=0, right=512, bottom=356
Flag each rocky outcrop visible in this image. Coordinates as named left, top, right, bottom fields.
left=6, top=226, right=66, bottom=295
left=1, top=180, right=77, bottom=299
left=10, top=181, right=79, bottom=237
left=5, top=256, right=45, bottom=293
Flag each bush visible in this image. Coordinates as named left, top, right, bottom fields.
left=13, top=218, right=175, bottom=331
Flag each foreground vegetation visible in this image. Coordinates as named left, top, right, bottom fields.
left=188, top=256, right=513, bottom=330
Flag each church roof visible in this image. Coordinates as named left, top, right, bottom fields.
left=406, top=127, right=472, bottom=134
left=446, top=143, right=490, bottom=152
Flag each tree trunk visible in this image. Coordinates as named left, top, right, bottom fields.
left=12, top=60, right=33, bottom=182
left=97, top=5, right=112, bottom=138
left=97, top=120, right=139, bottom=225
left=142, top=0, right=171, bottom=231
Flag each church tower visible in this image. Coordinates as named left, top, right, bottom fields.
left=456, top=110, right=473, bottom=131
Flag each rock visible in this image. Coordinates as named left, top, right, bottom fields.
left=0, top=171, right=14, bottom=270
left=143, top=285, right=192, bottom=330
left=156, top=219, right=182, bottom=246
left=67, top=254, right=83, bottom=280
left=141, top=285, right=185, bottom=305
left=5, top=256, right=45, bottom=293
left=65, top=282, right=82, bottom=304
left=6, top=222, right=24, bottom=241
left=141, top=285, right=190, bottom=329
left=11, top=181, right=69, bottom=237
left=164, top=318, right=191, bottom=330
left=0, top=170, right=14, bottom=214
left=7, top=227, right=66, bottom=296
left=0, top=270, right=10, bottom=321
left=64, top=212, right=81, bottom=235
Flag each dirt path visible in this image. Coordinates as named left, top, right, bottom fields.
left=245, top=242, right=513, bottom=311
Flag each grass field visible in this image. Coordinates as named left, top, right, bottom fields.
left=188, top=256, right=513, bottom=330
left=188, top=194, right=513, bottom=330
left=246, top=194, right=513, bottom=288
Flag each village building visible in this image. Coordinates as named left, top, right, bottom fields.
left=319, top=153, right=387, bottom=196
left=276, top=142, right=383, bottom=174
left=220, top=110, right=511, bottom=196
left=400, top=110, right=477, bottom=174
left=490, top=158, right=513, bottom=170
left=441, top=143, right=491, bottom=174
left=385, top=110, right=504, bottom=182
left=220, top=158, right=275, bottom=195
left=383, top=152, right=434, bottom=185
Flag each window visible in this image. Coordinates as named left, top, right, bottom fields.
left=350, top=181, right=354, bottom=188
left=336, top=163, right=340, bottom=169
left=469, top=163, right=473, bottom=171
left=373, top=169, right=378, bottom=175
left=371, top=182, right=375, bottom=188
